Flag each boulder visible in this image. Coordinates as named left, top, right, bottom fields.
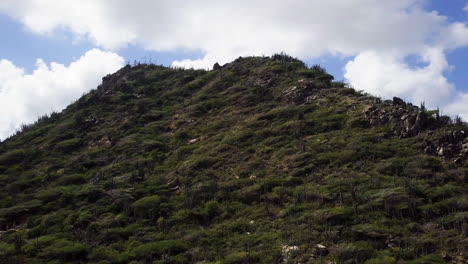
left=315, top=244, right=329, bottom=256
left=363, top=105, right=376, bottom=115
left=282, top=245, right=299, bottom=261
left=393, top=97, right=406, bottom=106
left=188, top=138, right=201, bottom=144
left=98, top=136, right=112, bottom=147
left=213, top=62, right=222, bottom=70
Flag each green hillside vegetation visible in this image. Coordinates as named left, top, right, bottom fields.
left=0, top=54, right=467, bottom=263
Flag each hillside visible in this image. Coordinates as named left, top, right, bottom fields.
left=0, top=54, right=467, bottom=264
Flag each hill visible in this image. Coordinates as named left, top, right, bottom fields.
left=0, top=54, right=467, bottom=263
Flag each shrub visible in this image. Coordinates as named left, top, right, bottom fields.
left=224, top=251, right=251, bottom=264
left=347, top=116, right=370, bottom=128
left=131, top=240, right=188, bottom=260
left=88, top=246, right=121, bottom=263
left=332, top=241, right=374, bottom=264
left=56, top=174, right=86, bottom=186
left=56, top=138, right=81, bottom=152
left=406, top=254, right=446, bottom=264
left=189, top=157, right=220, bottom=170
left=0, top=149, right=25, bottom=165
left=0, top=199, right=42, bottom=221
left=38, top=239, right=87, bottom=260
left=0, top=242, right=14, bottom=257
left=204, top=200, right=223, bottom=219
left=131, top=195, right=161, bottom=219
left=364, top=255, right=396, bottom=264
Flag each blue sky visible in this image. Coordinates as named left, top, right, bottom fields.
left=0, top=0, right=467, bottom=139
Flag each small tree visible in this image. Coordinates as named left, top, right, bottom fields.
left=420, top=102, right=426, bottom=112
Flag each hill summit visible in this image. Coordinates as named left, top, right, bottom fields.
left=0, top=54, right=467, bottom=263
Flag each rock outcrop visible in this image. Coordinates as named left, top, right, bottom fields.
left=283, top=79, right=320, bottom=104
left=364, top=97, right=452, bottom=139
left=364, top=97, right=468, bottom=162
left=365, top=99, right=430, bottom=138
left=424, top=130, right=468, bottom=162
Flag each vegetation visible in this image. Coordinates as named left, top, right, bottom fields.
left=0, top=54, right=467, bottom=263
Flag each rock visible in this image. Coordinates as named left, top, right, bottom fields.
left=282, top=79, right=318, bottom=104
left=98, top=136, right=112, bottom=147
left=253, top=77, right=275, bottom=89
left=213, top=62, right=222, bottom=70
left=282, top=245, right=299, bottom=261
left=413, top=111, right=427, bottom=128
left=363, top=105, right=376, bottom=115
left=461, top=143, right=468, bottom=155
left=188, top=138, right=200, bottom=144
left=438, top=147, right=445, bottom=156
left=370, top=118, right=380, bottom=126
left=440, top=252, right=452, bottom=261
left=392, top=108, right=405, bottom=118
left=400, top=114, right=410, bottom=121
left=386, top=236, right=401, bottom=248
left=424, top=141, right=436, bottom=155
left=315, top=244, right=329, bottom=256
left=167, top=174, right=182, bottom=192
left=102, top=74, right=112, bottom=83
left=297, top=79, right=316, bottom=89
left=453, top=255, right=468, bottom=264
left=380, top=114, right=389, bottom=123
left=363, top=98, right=468, bottom=161
left=393, top=97, right=406, bottom=106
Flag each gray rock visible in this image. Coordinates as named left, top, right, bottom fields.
left=393, top=97, right=406, bottom=106
left=213, top=62, right=222, bottom=70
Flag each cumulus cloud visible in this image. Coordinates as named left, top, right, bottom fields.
left=344, top=48, right=455, bottom=108
left=1, top=0, right=465, bottom=66
left=445, top=93, right=468, bottom=120
left=0, top=49, right=124, bottom=140
left=0, top=0, right=468, bottom=120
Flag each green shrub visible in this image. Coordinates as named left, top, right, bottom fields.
left=224, top=251, right=251, bottom=264
left=364, top=255, right=396, bottom=264
left=347, top=116, right=370, bottom=128
left=204, top=200, right=223, bottom=219
left=131, top=240, right=188, bottom=260
left=88, top=246, right=121, bottom=263
left=0, top=149, right=25, bottom=165
left=406, top=254, right=446, bottom=264
left=56, top=174, right=86, bottom=186
left=131, top=195, right=161, bottom=219
left=56, top=138, right=81, bottom=152
left=0, top=199, right=42, bottom=220
left=332, top=241, right=374, bottom=264
left=189, top=157, right=220, bottom=170
left=0, top=242, right=14, bottom=257
left=38, top=238, right=87, bottom=260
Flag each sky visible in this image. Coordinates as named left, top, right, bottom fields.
left=0, top=0, right=467, bottom=140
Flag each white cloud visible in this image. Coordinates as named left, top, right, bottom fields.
left=0, top=49, right=124, bottom=140
left=344, top=48, right=455, bottom=109
left=465, top=4, right=468, bottom=12
left=344, top=47, right=468, bottom=118
left=0, top=0, right=468, bottom=120
left=445, top=93, right=468, bottom=120
left=1, top=0, right=464, bottom=66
